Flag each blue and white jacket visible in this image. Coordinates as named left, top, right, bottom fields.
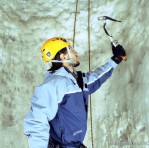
left=24, top=59, right=117, bottom=148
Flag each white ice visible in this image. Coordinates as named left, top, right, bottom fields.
left=0, top=0, right=149, bottom=147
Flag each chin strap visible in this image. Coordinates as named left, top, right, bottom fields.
left=50, top=46, right=75, bottom=64
left=66, top=46, right=74, bottom=63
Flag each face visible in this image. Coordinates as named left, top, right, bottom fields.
left=68, top=46, right=80, bottom=67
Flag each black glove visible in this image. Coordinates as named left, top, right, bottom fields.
left=111, top=44, right=126, bottom=64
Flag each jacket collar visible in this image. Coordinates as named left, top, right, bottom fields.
left=44, top=67, right=77, bottom=84
left=54, top=67, right=77, bottom=83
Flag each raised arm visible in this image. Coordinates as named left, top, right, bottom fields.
left=86, top=44, right=126, bottom=94
left=86, top=59, right=117, bottom=94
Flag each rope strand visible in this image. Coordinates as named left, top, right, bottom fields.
left=88, top=0, right=94, bottom=148
left=73, top=0, right=94, bottom=147
left=72, top=0, right=79, bottom=48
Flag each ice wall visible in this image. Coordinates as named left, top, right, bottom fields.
left=0, top=0, right=149, bottom=147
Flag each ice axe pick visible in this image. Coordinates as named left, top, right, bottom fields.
left=98, top=16, right=127, bottom=61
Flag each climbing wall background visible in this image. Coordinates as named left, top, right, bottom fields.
left=0, top=0, right=149, bottom=147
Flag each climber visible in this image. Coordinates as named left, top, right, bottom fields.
left=23, top=37, right=126, bottom=148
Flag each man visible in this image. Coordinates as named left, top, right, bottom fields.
left=24, top=37, right=126, bottom=148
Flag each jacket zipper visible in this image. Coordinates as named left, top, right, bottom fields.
left=57, top=115, right=63, bottom=142
left=60, top=127, right=63, bottom=142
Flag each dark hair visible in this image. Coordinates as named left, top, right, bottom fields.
left=48, top=47, right=67, bottom=72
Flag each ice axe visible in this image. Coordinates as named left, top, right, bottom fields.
left=98, top=16, right=127, bottom=61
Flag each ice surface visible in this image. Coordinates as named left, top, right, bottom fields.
left=0, top=0, right=149, bottom=147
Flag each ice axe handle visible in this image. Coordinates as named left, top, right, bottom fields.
left=102, top=21, right=127, bottom=61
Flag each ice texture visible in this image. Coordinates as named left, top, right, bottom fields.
left=0, top=0, right=149, bottom=147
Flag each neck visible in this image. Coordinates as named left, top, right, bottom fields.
left=63, top=63, right=74, bottom=73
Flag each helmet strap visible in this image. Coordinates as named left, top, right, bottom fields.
left=50, top=59, right=72, bottom=63
left=50, top=46, right=75, bottom=64
left=66, top=46, right=75, bottom=64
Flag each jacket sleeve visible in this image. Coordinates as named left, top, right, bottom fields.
left=85, top=59, right=117, bottom=94
left=23, top=77, right=67, bottom=148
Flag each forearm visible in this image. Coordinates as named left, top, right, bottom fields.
left=86, top=59, right=117, bottom=94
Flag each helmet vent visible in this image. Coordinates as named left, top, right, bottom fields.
left=46, top=52, right=51, bottom=57
left=63, top=39, right=66, bottom=42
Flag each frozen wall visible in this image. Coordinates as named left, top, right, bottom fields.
left=0, top=0, right=149, bottom=147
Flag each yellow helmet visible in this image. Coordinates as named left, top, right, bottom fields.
left=41, top=37, right=70, bottom=62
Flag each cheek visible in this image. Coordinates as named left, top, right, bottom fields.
left=73, top=54, right=77, bottom=60
left=71, top=52, right=75, bottom=58
left=66, top=53, right=70, bottom=59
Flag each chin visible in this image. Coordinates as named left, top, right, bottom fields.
left=73, top=61, right=80, bottom=67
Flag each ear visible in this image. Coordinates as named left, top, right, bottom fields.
left=60, top=53, right=69, bottom=60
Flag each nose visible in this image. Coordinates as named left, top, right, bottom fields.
left=74, top=50, right=77, bottom=54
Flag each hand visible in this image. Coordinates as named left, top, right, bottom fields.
left=112, top=44, right=126, bottom=57
left=111, top=44, right=126, bottom=64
